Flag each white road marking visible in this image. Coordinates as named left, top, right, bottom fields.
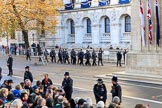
left=4, top=74, right=162, bottom=105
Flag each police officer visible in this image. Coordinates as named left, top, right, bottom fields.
left=98, top=48, right=103, bottom=66
left=111, top=76, right=122, bottom=104
left=85, top=50, right=91, bottom=66
left=62, top=72, right=73, bottom=101
left=24, top=66, right=33, bottom=83
left=92, top=49, right=97, bottom=66
left=117, top=51, right=122, bottom=67
left=79, top=49, right=84, bottom=65
left=50, top=49, right=56, bottom=63
left=7, top=54, right=13, bottom=76
left=93, top=78, right=107, bottom=104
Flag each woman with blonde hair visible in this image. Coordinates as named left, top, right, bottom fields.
left=0, top=88, right=9, bottom=101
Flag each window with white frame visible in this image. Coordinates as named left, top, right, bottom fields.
left=105, top=17, right=110, bottom=33
left=70, top=20, right=75, bottom=34
left=125, top=15, right=131, bottom=32
left=87, top=18, right=91, bottom=33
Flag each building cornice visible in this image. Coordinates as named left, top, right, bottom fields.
left=59, top=3, right=131, bottom=13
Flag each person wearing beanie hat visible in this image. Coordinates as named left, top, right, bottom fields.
left=62, top=72, right=73, bottom=101
left=111, top=76, right=122, bottom=104
left=24, top=66, right=33, bottom=83
left=93, top=78, right=107, bottom=104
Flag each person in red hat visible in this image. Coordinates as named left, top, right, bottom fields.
left=110, top=76, right=122, bottom=104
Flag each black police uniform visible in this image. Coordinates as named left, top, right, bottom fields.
left=50, top=49, right=56, bottom=63
left=92, top=50, right=97, bottom=66
left=93, top=82, right=107, bottom=103
left=116, top=51, right=122, bottom=67
left=62, top=76, right=73, bottom=101
left=7, top=55, right=13, bottom=76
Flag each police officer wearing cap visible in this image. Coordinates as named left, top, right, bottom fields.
left=93, top=78, right=107, bottom=104
left=7, top=54, right=13, bottom=76
left=62, top=72, right=73, bottom=101
left=111, top=76, right=122, bottom=104
left=24, top=66, right=33, bottom=83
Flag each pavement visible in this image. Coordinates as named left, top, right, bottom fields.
left=0, top=54, right=162, bottom=108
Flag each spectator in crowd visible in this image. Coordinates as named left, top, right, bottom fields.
left=111, top=76, right=122, bottom=104
left=42, top=74, right=53, bottom=93
left=24, top=66, right=33, bottom=83
left=1, top=80, right=8, bottom=88
left=7, top=54, right=13, bottom=76
left=93, top=78, right=107, bottom=104
left=0, top=88, right=9, bottom=101
left=96, top=101, right=105, bottom=108
left=7, top=79, right=13, bottom=91
left=62, top=72, right=73, bottom=101
left=24, top=79, right=33, bottom=94
left=12, top=84, right=22, bottom=98
left=135, top=104, right=146, bottom=108
left=108, top=96, right=121, bottom=108
left=10, top=99, right=23, bottom=108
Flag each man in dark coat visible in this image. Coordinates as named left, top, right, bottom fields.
left=0, top=67, right=2, bottom=81
left=71, top=49, right=76, bottom=64
left=85, top=50, right=91, bottom=66
left=7, top=54, right=13, bottom=76
left=79, top=49, right=84, bottom=65
left=65, top=49, right=70, bottom=64
left=41, top=74, right=53, bottom=92
left=25, top=48, right=31, bottom=61
left=62, top=72, right=73, bottom=101
left=111, top=76, right=122, bottom=104
left=50, top=49, right=56, bottom=63
left=57, top=49, right=63, bottom=64
left=98, top=48, right=103, bottom=66
left=93, top=78, right=107, bottom=104
left=116, top=51, right=122, bottom=67
left=92, top=49, right=97, bottom=66
left=24, top=66, right=33, bottom=83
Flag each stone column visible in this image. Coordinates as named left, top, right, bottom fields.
left=92, top=24, right=100, bottom=44
left=110, top=23, right=120, bottom=47
left=75, top=25, right=84, bottom=44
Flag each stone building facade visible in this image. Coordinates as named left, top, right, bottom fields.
left=54, top=0, right=132, bottom=49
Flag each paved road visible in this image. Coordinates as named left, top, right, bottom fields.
left=0, top=54, right=162, bottom=108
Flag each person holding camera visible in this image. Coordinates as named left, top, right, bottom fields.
left=62, top=72, right=73, bottom=101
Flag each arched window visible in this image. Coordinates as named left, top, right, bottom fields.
left=87, top=18, right=91, bottom=33
left=105, top=17, right=110, bottom=33
left=71, top=20, right=75, bottom=34
left=125, top=16, right=131, bottom=32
